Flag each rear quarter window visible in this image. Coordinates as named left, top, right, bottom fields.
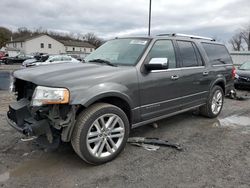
left=202, top=43, right=232, bottom=65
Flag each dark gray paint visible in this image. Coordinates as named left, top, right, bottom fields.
left=13, top=36, right=234, bottom=126
left=13, top=63, right=139, bottom=108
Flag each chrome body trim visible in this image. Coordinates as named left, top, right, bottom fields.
left=151, top=66, right=205, bottom=73
left=212, top=64, right=233, bottom=67
left=140, top=91, right=208, bottom=109
left=132, top=104, right=205, bottom=128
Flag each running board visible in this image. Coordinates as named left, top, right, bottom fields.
left=131, top=104, right=204, bottom=129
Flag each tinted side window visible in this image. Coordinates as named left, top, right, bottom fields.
left=147, top=40, right=176, bottom=68
left=193, top=44, right=203, bottom=66
left=177, top=41, right=200, bottom=67
left=202, top=43, right=231, bottom=65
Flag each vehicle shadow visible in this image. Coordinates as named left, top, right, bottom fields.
left=5, top=110, right=224, bottom=176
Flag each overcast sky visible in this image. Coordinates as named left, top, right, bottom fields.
left=0, top=0, right=250, bottom=42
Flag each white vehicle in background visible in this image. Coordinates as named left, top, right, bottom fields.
left=22, top=55, right=80, bottom=68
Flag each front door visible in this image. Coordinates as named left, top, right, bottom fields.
left=138, top=39, right=185, bottom=121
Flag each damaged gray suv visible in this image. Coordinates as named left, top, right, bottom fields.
left=7, top=33, right=235, bottom=164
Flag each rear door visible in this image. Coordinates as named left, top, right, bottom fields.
left=175, top=40, right=210, bottom=109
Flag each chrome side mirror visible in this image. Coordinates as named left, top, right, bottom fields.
left=145, top=58, right=169, bottom=71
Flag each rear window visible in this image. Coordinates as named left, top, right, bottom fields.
left=202, top=43, right=232, bottom=65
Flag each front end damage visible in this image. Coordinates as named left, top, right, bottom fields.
left=6, top=78, right=77, bottom=144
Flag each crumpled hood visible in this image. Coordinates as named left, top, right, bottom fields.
left=14, top=63, right=129, bottom=89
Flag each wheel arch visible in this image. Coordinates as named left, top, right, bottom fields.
left=210, top=78, right=226, bottom=94
left=78, top=93, right=133, bottom=125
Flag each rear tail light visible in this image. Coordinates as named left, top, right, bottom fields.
left=232, top=66, right=236, bottom=79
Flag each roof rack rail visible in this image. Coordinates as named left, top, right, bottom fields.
left=157, top=33, right=215, bottom=41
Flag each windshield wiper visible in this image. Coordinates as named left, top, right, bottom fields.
left=88, top=59, right=117, bottom=67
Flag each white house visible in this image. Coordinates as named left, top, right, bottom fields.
left=5, top=34, right=95, bottom=57
left=59, top=40, right=95, bottom=58
left=0, top=46, right=20, bottom=57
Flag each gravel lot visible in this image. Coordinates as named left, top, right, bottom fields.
left=0, top=66, right=250, bottom=188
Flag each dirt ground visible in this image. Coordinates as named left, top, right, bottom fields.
left=0, top=87, right=250, bottom=187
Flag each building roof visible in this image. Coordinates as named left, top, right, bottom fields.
left=7, top=34, right=95, bottom=48
left=59, top=40, right=95, bottom=48
left=5, top=47, right=20, bottom=51
left=230, top=51, right=250, bottom=55
left=7, top=34, right=43, bottom=43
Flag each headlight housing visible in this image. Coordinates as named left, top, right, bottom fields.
left=31, top=86, right=70, bottom=106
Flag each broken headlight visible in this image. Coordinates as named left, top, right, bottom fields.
left=31, top=86, right=70, bottom=106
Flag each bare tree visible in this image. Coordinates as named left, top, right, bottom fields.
left=34, top=27, right=48, bottom=35
left=229, top=23, right=250, bottom=51
left=84, top=33, right=103, bottom=48
left=240, top=24, right=250, bottom=51
left=229, top=33, right=244, bottom=51
left=0, top=26, right=104, bottom=49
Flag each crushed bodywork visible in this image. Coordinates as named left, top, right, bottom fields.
left=128, top=137, right=183, bottom=151
left=7, top=78, right=77, bottom=143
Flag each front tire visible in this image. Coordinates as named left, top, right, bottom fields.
left=71, top=103, right=130, bottom=165
left=200, top=85, right=224, bottom=118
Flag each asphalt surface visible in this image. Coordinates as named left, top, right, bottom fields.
left=0, top=77, right=250, bottom=187
left=0, top=64, right=20, bottom=90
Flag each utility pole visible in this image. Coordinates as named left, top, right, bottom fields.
left=248, top=31, right=250, bottom=51
left=148, top=0, right=152, bottom=36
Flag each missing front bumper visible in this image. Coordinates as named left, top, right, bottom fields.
left=6, top=99, right=51, bottom=137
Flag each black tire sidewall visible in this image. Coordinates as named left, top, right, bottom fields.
left=78, top=105, right=129, bottom=165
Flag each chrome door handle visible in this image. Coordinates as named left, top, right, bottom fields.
left=203, top=71, right=209, bottom=76
left=171, top=75, right=179, bottom=80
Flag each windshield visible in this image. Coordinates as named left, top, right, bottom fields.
left=239, top=62, right=250, bottom=70
left=85, top=38, right=150, bottom=66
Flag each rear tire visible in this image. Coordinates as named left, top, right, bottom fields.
left=71, top=103, right=130, bottom=165
left=200, top=85, right=224, bottom=118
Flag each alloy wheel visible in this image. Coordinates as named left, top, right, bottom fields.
left=86, top=113, right=125, bottom=158
left=211, top=90, right=223, bottom=115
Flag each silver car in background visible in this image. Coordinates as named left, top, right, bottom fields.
left=22, top=55, right=80, bottom=68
